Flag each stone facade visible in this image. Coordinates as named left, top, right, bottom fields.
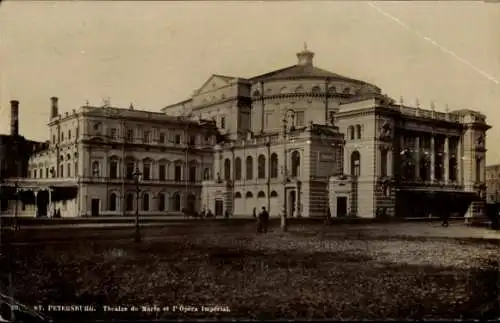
left=164, top=46, right=491, bottom=219
left=1, top=98, right=218, bottom=217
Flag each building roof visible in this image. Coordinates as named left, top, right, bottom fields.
left=250, top=64, right=368, bottom=85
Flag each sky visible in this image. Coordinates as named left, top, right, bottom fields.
left=1, top=1, right=499, bottom=163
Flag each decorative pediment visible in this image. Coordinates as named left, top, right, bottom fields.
left=194, top=74, right=235, bottom=96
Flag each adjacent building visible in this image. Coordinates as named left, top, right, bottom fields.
left=1, top=97, right=218, bottom=217
left=486, top=164, right=500, bottom=204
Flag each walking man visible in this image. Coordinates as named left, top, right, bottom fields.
left=441, top=212, right=449, bottom=227
left=260, top=206, right=270, bottom=233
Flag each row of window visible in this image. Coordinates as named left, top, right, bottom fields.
left=347, top=125, right=363, bottom=140
left=221, top=151, right=301, bottom=181
left=30, top=162, right=78, bottom=179
left=52, top=128, right=79, bottom=145
left=109, top=192, right=191, bottom=212
left=252, top=85, right=354, bottom=97
left=94, top=160, right=209, bottom=182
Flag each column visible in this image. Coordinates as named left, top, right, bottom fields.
left=48, top=188, right=52, bottom=217
left=415, top=135, right=420, bottom=180
left=387, top=150, right=393, bottom=177
left=34, top=190, right=38, bottom=217
left=430, top=136, right=435, bottom=182
left=444, top=136, right=449, bottom=184
left=457, top=136, right=463, bottom=185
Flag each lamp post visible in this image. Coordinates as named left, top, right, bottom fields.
left=14, top=182, right=18, bottom=231
left=281, top=108, right=296, bottom=232
left=133, top=168, right=142, bottom=243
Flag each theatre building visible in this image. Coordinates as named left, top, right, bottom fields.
left=164, top=45, right=490, bottom=219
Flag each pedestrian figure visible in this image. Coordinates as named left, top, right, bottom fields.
left=260, top=206, right=269, bottom=233
left=441, top=212, right=449, bottom=227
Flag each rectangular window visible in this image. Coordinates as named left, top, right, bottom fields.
left=110, top=161, right=118, bottom=179
left=476, top=158, right=482, bottom=182
left=221, top=116, right=226, bottom=129
left=175, top=135, right=181, bottom=145
left=296, top=111, right=305, bottom=127
left=68, top=130, right=72, bottom=140
left=143, top=163, right=151, bottom=180
left=126, top=162, right=135, bottom=179
left=159, top=132, right=165, bottom=144
left=67, top=163, right=71, bottom=177
left=380, top=150, right=388, bottom=177
left=143, top=131, right=150, bottom=143
left=189, top=135, right=196, bottom=146
left=126, top=129, right=134, bottom=142
left=159, top=164, right=166, bottom=181
left=110, top=128, right=117, bottom=140
left=174, top=165, right=182, bottom=181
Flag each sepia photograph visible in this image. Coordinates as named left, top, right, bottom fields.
left=0, top=0, right=499, bottom=321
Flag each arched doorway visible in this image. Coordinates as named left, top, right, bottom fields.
left=186, top=193, right=196, bottom=213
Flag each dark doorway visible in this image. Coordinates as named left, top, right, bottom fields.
left=337, top=196, right=347, bottom=217
left=91, top=199, right=100, bottom=217
left=288, top=190, right=296, bottom=217
left=186, top=194, right=196, bottom=213
left=215, top=199, right=223, bottom=217
left=36, top=190, right=49, bottom=217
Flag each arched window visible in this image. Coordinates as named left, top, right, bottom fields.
left=174, top=162, right=182, bottom=181
left=295, top=85, right=304, bottom=93
left=350, top=151, right=361, bottom=177
left=291, top=151, right=300, bottom=177
left=109, top=158, right=118, bottom=179
left=172, top=193, right=181, bottom=212
left=66, top=153, right=71, bottom=161
left=328, top=86, right=336, bottom=94
left=92, top=161, right=100, bottom=177
left=158, top=193, right=166, bottom=211
left=74, top=161, right=78, bottom=177
left=258, top=155, right=266, bottom=179
left=245, top=192, right=253, bottom=198
left=67, top=163, right=71, bottom=177
left=270, top=153, right=278, bottom=178
left=356, top=125, right=362, bottom=139
left=109, top=193, right=118, bottom=211
left=246, top=156, right=253, bottom=180
left=203, top=168, right=211, bottom=180
left=348, top=126, right=355, bottom=140
left=257, top=191, right=266, bottom=198
left=234, top=192, right=242, bottom=198
left=224, top=158, right=231, bottom=181
left=235, top=157, right=242, bottom=180
left=449, top=157, right=457, bottom=182
left=60, top=164, right=64, bottom=177
left=126, top=193, right=134, bottom=211
left=270, top=191, right=278, bottom=197
left=311, top=86, right=321, bottom=95
left=253, top=90, right=261, bottom=97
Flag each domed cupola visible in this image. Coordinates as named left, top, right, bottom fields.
left=296, top=42, right=314, bottom=66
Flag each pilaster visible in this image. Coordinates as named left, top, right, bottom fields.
left=444, top=136, right=449, bottom=184
left=430, top=136, right=435, bottom=182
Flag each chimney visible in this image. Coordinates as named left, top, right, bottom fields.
left=10, top=100, right=19, bottom=137
left=51, top=97, right=59, bottom=118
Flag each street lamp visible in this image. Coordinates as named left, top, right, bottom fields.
left=281, top=108, right=296, bottom=232
left=133, top=168, right=142, bottom=243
